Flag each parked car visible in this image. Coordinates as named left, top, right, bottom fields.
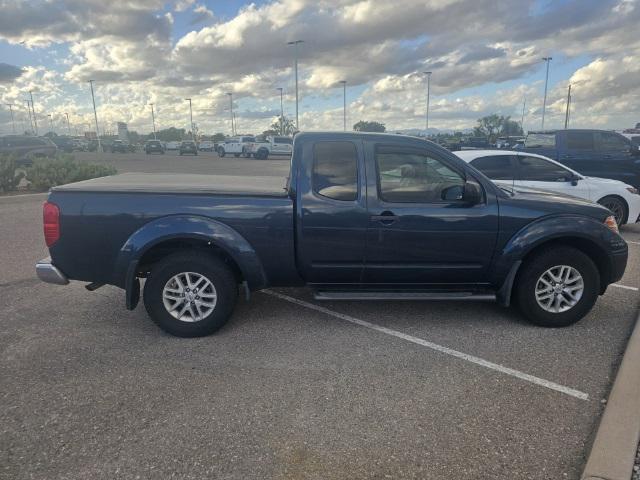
left=36, top=132, right=627, bottom=337
left=198, top=141, right=215, bottom=152
left=110, top=140, right=129, bottom=153
left=144, top=140, right=165, bottom=155
left=71, top=138, right=88, bottom=151
left=179, top=140, right=198, bottom=156
left=456, top=150, right=640, bottom=226
left=50, top=136, right=75, bottom=153
left=248, top=135, right=293, bottom=159
left=217, top=136, right=255, bottom=157
left=165, top=141, right=180, bottom=151
left=521, top=129, right=640, bottom=189
left=0, top=135, right=57, bottom=165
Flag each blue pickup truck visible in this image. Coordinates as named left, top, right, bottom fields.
left=36, top=132, right=627, bottom=337
left=521, top=129, right=640, bottom=188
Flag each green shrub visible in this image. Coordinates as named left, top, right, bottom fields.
left=0, top=155, right=25, bottom=193
left=25, top=155, right=117, bottom=191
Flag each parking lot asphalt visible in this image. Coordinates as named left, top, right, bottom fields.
left=1, top=152, right=639, bottom=480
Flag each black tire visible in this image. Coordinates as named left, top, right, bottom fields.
left=515, top=246, right=599, bottom=328
left=218, top=148, right=226, bottom=157
left=597, top=196, right=628, bottom=226
left=234, top=153, right=240, bottom=158
left=143, top=252, right=238, bottom=337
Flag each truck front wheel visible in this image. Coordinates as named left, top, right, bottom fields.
left=143, top=252, right=238, bottom=337
left=218, top=148, right=226, bottom=157
left=514, top=246, right=599, bottom=328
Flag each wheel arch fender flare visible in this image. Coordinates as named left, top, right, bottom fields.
left=114, top=215, right=268, bottom=308
left=492, top=214, right=622, bottom=293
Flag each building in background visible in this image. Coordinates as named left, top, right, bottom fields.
left=117, top=122, right=129, bottom=141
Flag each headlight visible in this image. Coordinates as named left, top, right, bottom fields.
left=626, top=187, right=639, bottom=195
left=604, top=215, right=619, bottom=234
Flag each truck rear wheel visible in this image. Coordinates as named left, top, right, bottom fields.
left=218, top=148, right=225, bottom=157
left=514, top=246, right=599, bottom=328
left=143, top=252, right=237, bottom=337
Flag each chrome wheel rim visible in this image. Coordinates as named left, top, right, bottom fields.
left=535, top=265, right=584, bottom=313
left=601, top=200, right=624, bottom=225
left=162, top=272, right=217, bottom=323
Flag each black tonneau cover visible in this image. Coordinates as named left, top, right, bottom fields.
left=52, top=172, right=288, bottom=197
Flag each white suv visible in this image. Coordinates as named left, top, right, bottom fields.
left=217, top=136, right=255, bottom=157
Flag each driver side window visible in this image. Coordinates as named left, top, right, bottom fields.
left=376, top=147, right=465, bottom=203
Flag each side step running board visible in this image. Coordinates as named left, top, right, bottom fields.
left=313, top=291, right=496, bottom=301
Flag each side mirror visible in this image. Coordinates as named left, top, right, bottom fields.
left=462, top=181, right=482, bottom=205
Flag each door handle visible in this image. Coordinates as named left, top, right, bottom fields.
left=371, top=211, right=398, bottom=225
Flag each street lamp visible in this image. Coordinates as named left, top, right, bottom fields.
left=423, top=71, right=432, bottom=134
left=276, top=87, right=284, bottom=135
left=226, top=92, right=234, bottom=135
left=149, top=103, right=157, bottom=139
left=338, top=80, right=347, bottom=131
left=65, top=112, right=71, bottom=135
left=541, top=57, right=552, bottom=129
left=47, top=114, right=53, bottom=134
left=287, top=40, right=303, bottom=130
left=185, top=98, right=194, bottom=140
left=25, top=100, right=33, bottom=134
left=5, top=104, right=15, bottom=133
left=29, top=91, right=38, bottom=135
left=88, top=80, right=101, bottom=151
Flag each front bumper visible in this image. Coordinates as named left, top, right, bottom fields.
left=36, top=257, right=69, bottom=285
left=609, top=249, right=628, bottom=285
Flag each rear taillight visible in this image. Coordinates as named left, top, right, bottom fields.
left=43, top=201, right=60, bottom=247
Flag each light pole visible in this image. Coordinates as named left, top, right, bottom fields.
left=423, top=71, right=432, bottom=135
left=520, top=96, right=526, bottom=132
left=88, top=80, right=101, bottom=151
left=564, top=84, right=572, bottom=129
left=339, top=80, right=347, bottom=131
left=185, top=98, right=194, bottom=140
left=47, top=114, right=53, bottom=134
left=541, top=57, right=552, bottom=129
left=65, top=112, right=71, bottom=135
left=276, top=87, right=284, bottom=135
left=25, top=100, right=33, bottom=134
left=29, top=91, right=38, bottom=135
left=5, top=104, right=15, bottom=133
left=287, top=40, right=303, bottom=130
left=149, top=103, right=157, bottom=139
left=226, top=92, right=234, bottom=135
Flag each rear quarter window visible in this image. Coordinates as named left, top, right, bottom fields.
left=312, top=141, right=358, bottom=201
left=524, top=133, right=556, bottom=148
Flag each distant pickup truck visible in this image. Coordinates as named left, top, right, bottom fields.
left=36, top=132, right=627, bottom=337
left=217, top=136, right=255, bottom=157
left=248, top=135, right=293, bottom=159
left=521, top=129, right=640, bottom=189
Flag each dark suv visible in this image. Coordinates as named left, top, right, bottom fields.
left=145, top=140, right=165, bottom=155
left=110, top=140, right=129, bottom=153
left=0, top=135, right=57, bottom=165
left=179, top=141, right=198, bottom=156
left=522, top=129, right=640, bottom=188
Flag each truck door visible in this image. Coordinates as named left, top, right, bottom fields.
left=363, top=142, right=499, bottom=285
left=295, top=140, right=368, bottom=284
left=596, top=131, right=640, bottom=187
left=558, top=131, right=599, bottom=175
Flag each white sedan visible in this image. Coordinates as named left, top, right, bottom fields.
left=455, top=150, right=640, bottom=226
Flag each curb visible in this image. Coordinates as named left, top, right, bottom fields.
left=581, top=311, right=640, bottom=480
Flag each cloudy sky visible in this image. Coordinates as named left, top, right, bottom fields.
left=0, top=0, right=638, bottom=136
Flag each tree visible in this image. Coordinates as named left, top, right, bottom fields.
left=353, top=120, right=386, bottom=132
left=155, top=127, right=186, bottom=141
left=212, top=132, right=226, bottom=142
left=474, top=114, right=523, bottom=142
left=270, top=116, right=296, bottom=136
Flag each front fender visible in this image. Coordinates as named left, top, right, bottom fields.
left=113, top=215, right=267, bottom=290
left=491, top=214, right=624, bottom=285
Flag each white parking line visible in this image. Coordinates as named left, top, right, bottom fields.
left=612, top=283, right=639, bottom=292
left=264, top=290, right=589, bottom=401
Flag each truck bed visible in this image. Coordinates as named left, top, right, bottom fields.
left=53, top=172, right=289, bottom=197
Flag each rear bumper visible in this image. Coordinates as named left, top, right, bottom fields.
left=36, top=257, right=69, bottom=285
